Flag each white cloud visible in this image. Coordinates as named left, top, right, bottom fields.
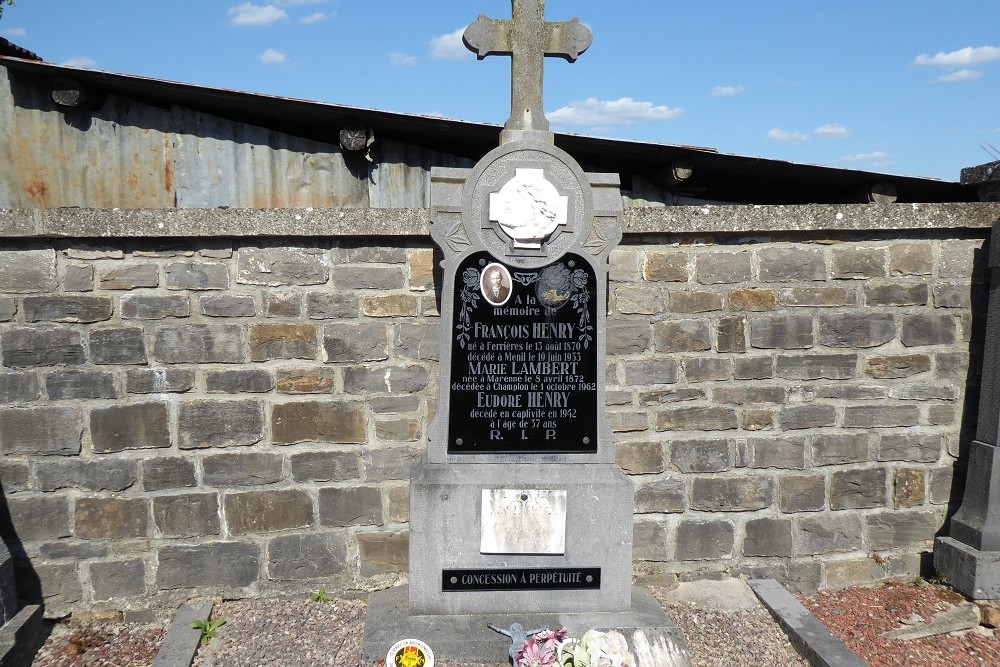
left=430, top=27, right=473, bottom=60
left=1, top=27, right=26, bottom=38
left=813, top=124, right=850, bottom=139
left=300, top=12, right=330, bottom=24
left=936, top=69, right=982, bottom=83
left=840, top=151, right=892, bottom=166
left=60, top=57, right=97, bottom=69
left=259, top=48, right=287, bottom=65
left=387, top=52, right=417, bottom=66
left=711, top=85, right=745, bottom=97
left=914, top=45, right=1000, bottom=67
left=275, top=0, right=329, bottom=5
left=766, top=128, right=808, bottom=144
left=228, top=3, right=287, bottom=26
left=548, top=97, right=683, bottom=126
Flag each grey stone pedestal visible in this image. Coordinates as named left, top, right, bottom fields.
left=361, top=585, right=687, bottom=665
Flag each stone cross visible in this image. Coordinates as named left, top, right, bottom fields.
left=463, top=0, right=592, bottom=141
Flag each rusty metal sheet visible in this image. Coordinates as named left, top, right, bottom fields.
left=369, top=138, right=474, bottom=209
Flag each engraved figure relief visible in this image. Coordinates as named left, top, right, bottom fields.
left=480, top=263, right=513, bottom=306
left=489, top=168, right=568, bottom=249
left=481, top=489, right=567, bottom=555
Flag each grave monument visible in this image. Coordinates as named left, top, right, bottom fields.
left=362, top=1, right=687, bottom=663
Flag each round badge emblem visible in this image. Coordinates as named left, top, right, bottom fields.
left=386, top=639, right=434, bottom=667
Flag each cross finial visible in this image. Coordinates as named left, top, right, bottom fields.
left=463, top=0, right=592, bottom=144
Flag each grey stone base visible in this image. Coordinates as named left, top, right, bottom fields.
left=151, top=601, right=212, bottom=667
left=935, top=536, right=1000, bottom=600
left=361, top=585, right=687, bottom=666
left=0, top=605, right=45, bottom=667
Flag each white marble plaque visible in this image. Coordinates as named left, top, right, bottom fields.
left=480, top=489, right=567, bottom=555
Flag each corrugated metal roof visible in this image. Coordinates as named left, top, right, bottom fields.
left=0, top=52, right=978, bottom=205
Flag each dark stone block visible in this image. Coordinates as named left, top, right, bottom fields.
left=713, top=386, right=786, bottom=404
left=1, top=328, right=85, bottom=367
left=0, top=297, right=14, bottom=321
left=0, top=248, right=56, bottom=293
left=758, top=248, right=827, bottom=282
left=268, top=533, right=347, bottom=580
left=810, top=433, right=870, bottom=466
left=749, top=315, right=814, bottom=350
left=323, top=323, right=388, bottom=362
left=900, top=314, right=957, bottom=347
left=1, top=496, right=70, bottom=541
left=830, top=468, right=887, bottom=509
left=165, top=262, right=229, bottom=290
left=865, top=284, right=928, bottom=306
left=635, top=478, right=685, bottom=514
left=653, top=319, right=712, bottom=352
left=684, top=358, right=732, bottom=382
left=272, top=401, right=367, bottom=444
left=35, top=459, right=136, bottom=492
left=46, top=370, right=118, bottom=400
left=696, top=252, right=752, bottom=284
left=141, top=457, right=196, bottom=491
left=832, top=247, right=885, bottom=279
left=656, top=406, right=737, bottom=432
left=796, top=514, right=863, bottom=555
left=343, top=365, right=428, bottom=393
left=775, top=353, right=857, bottom=380
left=779, top=474, right=826, bottom=513
left=63, top=264, right=95, bottom=292
left=717, top=316, right=747, bottom=353
left=623, top=358, right=678, bottom=385
left=98, top=264, right=159, bottom=290
left=669, top=439, right=730, bottom=473
left=642, top=251, right=688, bottom=282
left=306, top=292, right=358, bottom=319
left=90, top=559, right=145, bottom=600
left=225, top=490, right=313, bottom=535
left=39, top=541, right=109, bottom=560
left=0, top=372, right=41, bottom=404
left=201, top=452, right=283, bottom=487
left=332, top=266, right=405, bottom=291
left=749, top=437, right=805, bottom=469
left=362, top=448, right=422, bottom=482
left=394, top=323, right=442, bottom=361
left=668, top=291, right=723, bottom=313
left=867, top=511, right=940, bottom=550
left=126, top=368, right=195, bottom=394
left=24, top=561, right=81, bottom=607
left=290, top=451, right=360, bottom=482
left=90, top=328, right=148, bottom=365
left=779, top=405, right=836, bottom=430
left=615, top=441, right=666, bottom=475
left=22, top=296, right=112, bottom=323
left=375, top=417, right=421, bottom=442
left=817, top=313, right=895, bottom=348
left=605, top=318, right=652, bottom=355
left=237, top=247, right=329, bottom=286
left=0, top=462, right=28, bottom=493
left=91, top=402, right=170, bottom=453
left=249, top=323, right=318, bottom=361
left=877, top=433, right=944, bottom=462
left=675, top=520, right=735, bottom=560
left=779, top=287, right=856, bottom=307
left=156, top=542, right=259, bottom=589
left=153, top=324, right=246, bottom=363
left=843, top=405, right=919, bottom=428
left=200, top=295, right=257, bottom=317
left=206, top=369, right=274, bottom=394
left=638, top=388, right=705, bottom=405
left=0, top=407, right=82, bottom=456
left=74, top=497, right=148, bottom=539
left=744, top=518, right=793, bottom=557
left=319, top=487, right=383, bottom=527
left=153, top=493, right=220, bottom=538
left=120, top=295, right=190, bottom=319
left=632, top=520, right=668, bottom=561
left=734, top=356, right=774, bottom=380
left=178, top=400, right=265, bottom=449
left=691, top=476, right=773, bottom=512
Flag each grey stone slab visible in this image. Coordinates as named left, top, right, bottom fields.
left=151, top=601, right=212, bottom=667
left=361, top=585, right=687, bottom=666
left=748, top=579, right=866, bottom=667
left=934, top=537, right=1000, bottom=600
left=0, top=604, right=44, bottom=667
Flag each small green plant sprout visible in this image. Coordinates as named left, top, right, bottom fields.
left=927, top=571, right=950, bottom=586
left=310, top=588, right=333, bottom=603
left=191, top=617, right=226, bottom=643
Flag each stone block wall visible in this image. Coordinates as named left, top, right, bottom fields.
left=0, top=217, right=989, bottom=614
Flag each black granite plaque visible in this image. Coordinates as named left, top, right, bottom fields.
left=442, top=567, right=601, bottom=591
left=448, top=251, right=598, bottom=454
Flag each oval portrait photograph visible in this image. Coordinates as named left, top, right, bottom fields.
left=480, top=262, right=513, bottom=306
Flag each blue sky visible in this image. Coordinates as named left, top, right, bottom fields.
left=3, top=1, right=999, bottom=182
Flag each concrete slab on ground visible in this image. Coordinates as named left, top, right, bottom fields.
left=151, top=601, right=212, bottom=667
left=656, top=578, right=761, bottom=613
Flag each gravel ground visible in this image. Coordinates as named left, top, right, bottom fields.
left=28, top=580, right=1000, bottom=667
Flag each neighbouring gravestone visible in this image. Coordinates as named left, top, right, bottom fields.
left=935, top=162, right=1000, bottom=599
left=362, top=1, right=688, bottom=664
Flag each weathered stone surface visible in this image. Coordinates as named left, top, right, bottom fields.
left=691, top=477, right=773, bottom=512
left=638, top=388, right=705, bottom=405
left=832, top=247, right=885, bottom=279
left=39, top=541, right=108, bottom=560
left=0, top=372, right=42, bottom=404
left=796, top=514, right=863, bottom=555
left=200, top=294, right=257, bottom=317
left=685, top=358, right=732, bottom=383
left=864, top=354, right=931, bottom=379
left=758, top=248, right=827, bottom=282
left=264, top=291, right=302, bottom=317
left=614, top=286, right=666, bottom=315
left=830, top=468, right=887, bottom=509
left=734, top=356, right=774, bottom=380
left=818, top=313, right=895, bottom=348
left=178, top=400, right=265, bottom=449
left=893, top=468, right=926, bottom=508
left=0, top=297, right=15, bottom=321
left=27, top=562, right=82, bottom=607
left=729, top=288, right=777, bottom=312
left=697, top=252, right=752, bottom=284
left=152, top=493, right=221, bottom=538
left=90, top=328, right=148, bottom=365
left=268, top=533, right=347, bottom=580
left=615, top=441, right=665, bottom=474
left=35, top=459, right=136, bottom=492
left=387, top=484, right=409, bottom=523
left=815, top=384, right=885, bottom=400
left=332, top=266, right=404, bottom=291
left=74, top=498, right=148, bottom=539
left=749, top=315, right=814, bottom=349
left=653, top=319, right=712, bottom=352
left=165, top=261, right=229, bottom=290
left=98, top=264, right=159, bottom=290
left=865, top=284, right=928, bottom=306
left=90, top=559, right=145, bottom=600
left=62, top=246, right=123, bottom=260
left=889, top=243, right=932, bottom=276
left=635, top=478, right=685, bottom=514
left=201, top=452, right=283, bottom=487
left=157, top=542, right=259, bottom=589
left=237, top=246, right=329, bottom=286
left=717, top=316, right=747, bottom=353
left=933, top=283, right=977, bottom=309
left=780, top=405, right=836, bottom=430
left=375, top=417, right=421, bottom=442
left=126, top=368, right=195, bottom=394
left=779, top=287, right=856, bottom=307
left=272, top=401, right=366, bottom=444
left=676, top=520, right=735, bottom=560
left=656, top=406, right=737, bottom=432
left=319, top=487, right=383, bottom=527
left=741, top=409, right=775, bottom=432
left=206, top=369, right=274, bottom=394
left=643, top=252, right=688, bottom=282
left=877, top=433, right=943, bottom=462
left=141, top=457, right=196, bottom=491
left=90, top=401, right=170, bottom=454
left=225, top=489, right=312, bottom=535
left=2, top=328, right=85, bottom=367
left=0, top=407, right=82, bottom=456
left=120, top=295, right=190, bottom=319
left=623, top=359, right=678, bottom=385
left=306, top=292, right=358, bottom=319
left=343, top=365, right=428, bottom=393
left=407, top=248, right=435, bottom=292
left=605, top=318, right=652, bottom=355
left=362, top=447, right=422, bottom=482
left=322, top=323, right=388, bottom=362
left=775, top=353, right=856, bottom=380
left=0, top=248, right=56, bottom=293
left=608, top=411, right=648, bottom=432
left=632, top=520, right=668, bottom=561
left=938, top=239, right=980, bottom=279
left=62, top=264, right=94, bottom=292
left=1, top=496, right=70, bottom=540
left=363, top=294, right=419, bottom=317
left=669, top=291, right=724, bottom=313
left=714, top=386, right=786, bottom=405
left=900, top=314, right=957, bottom=347
left=276, top=368, right=337, bottom=394
left=153, top=324, right=246, bottom=363
left=394, top=323, right=441, bottom=361
left=357, top=531, right=408, bottom=575
left=867, top=511, right=939, bottom=550
left=843, top=405, right=919, bottom=428
left=749, top=437, right=805, bottom=469
left=249, top=323, right=318, bottom=361
left=779, top=474, right=826, bottom=513
left=670, top=439, right=730, bottom=473
left=744, top=518, right=793, bottom=557
left=0, top=461, right=28, bottom=493
left=46, top=370, right=117, bottom=400
left=810, top=433, right=869, bottom=466
left=22, top=296, right=112, bottom=323
left=290, top=451, right=360, bottom=482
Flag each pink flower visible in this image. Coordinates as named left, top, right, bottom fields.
left=514, top=640, right=544, bottom=667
